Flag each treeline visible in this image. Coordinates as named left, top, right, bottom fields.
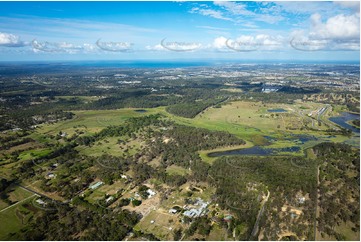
left=166, top=98, right=226, bottom=118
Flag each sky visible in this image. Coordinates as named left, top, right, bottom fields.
left=0, top=0, right=359, bottom=62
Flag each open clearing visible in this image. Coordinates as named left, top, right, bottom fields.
left=134, top=209, right=182, bottom=240
left=37, top=108, right=158, bottom=136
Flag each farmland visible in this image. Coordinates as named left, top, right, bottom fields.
left=0, top=62, right=359, bottom=241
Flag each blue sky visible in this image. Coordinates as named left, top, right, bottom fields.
left=0, top=1, right=359, bottom=62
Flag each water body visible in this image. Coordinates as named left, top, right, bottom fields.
left=329, top=112, right=360, bottom=134
left=263, top=134, right=317, bottom=144
left=267, top=108, right=287, bottom=113
left=208, top=146, right=300, bottom=157
left=134, top=109, right=147, bottom=113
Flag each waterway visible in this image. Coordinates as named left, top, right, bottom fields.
left=267, top=108, right=287, bottom=113
left=329, top=112, right=360, bottom=134
left=208, top=146, right=300, bottom=157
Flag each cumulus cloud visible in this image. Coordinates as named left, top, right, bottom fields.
left=95, top=39, right=133, bottom=52
left=0, top=32, right=27, bottom=47
left=310, top=13, right=360, bottom=40
left=160, top=39, right=202, bottom=52
left=212, top=36, right=228, bottom=49
left=290, top=11, right=360, bottom=52
left=32, top=40, right=96, bottom=53
left=146, top=39, right=202, bottom=52
left=145, top=44, right=165, bottom=51
left=225, top=34, right=283, bottom=52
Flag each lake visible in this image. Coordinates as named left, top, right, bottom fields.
left=267, top=108, right=287, bottom=113
left=329, top=112, right=360, bottom=134
left=207, top=146, right=301, bottom=157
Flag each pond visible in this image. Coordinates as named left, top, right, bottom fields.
left=329, top=112, right=360, bottom=134
left=207, top=146, right=301, bottom=157
left=267, top=108, right=287, bottom=113
left=134, top=109, right=147, bottom=113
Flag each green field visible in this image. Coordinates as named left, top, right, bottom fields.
left=85, top=180, right=125, bottom=204
left=0, top=195, right=38, bottom=240
left=8, top=186, right=35, bottom=204
left=37, top=108, right=159, bottom=136
left=77, top=136, right=143, bottom=157
left=166, top=165, right=190, bottom=176
left=17, top=148, right=52, bottom=162
left=29, top=101, right=358, bottom=165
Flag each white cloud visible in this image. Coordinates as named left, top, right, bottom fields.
left=189, top=2, right=284, bottom=26
left=290, top=12, right=360, bottom=52
left=213, top=1, right=254, bottom=16
left=228, top=34, right=283, bottom=51
left=145, top=44, right=165, bottom=51
left=310, top=13, right=360, bottom=40
left=190, top=7, right=232, bottom=21
left=334, top=1, right=360, bottom=12
left=146, top=39, right=203, bottom=52
left=32, top=40, right=96, bottom=54
left=0, top=32, right=27, bottom=47
left=212, top=36, right=228, bottom=49
left=96, top=39, right=133, bottom=52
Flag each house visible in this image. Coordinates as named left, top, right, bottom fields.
left=298, top=196, right=306, bottom=204
left=147, top=189, right=156, bottom=198
left=89, top=181, right=104, bottom=190
left=47, top=173, right=56, bottom=179
left=224, top=215, right=233, bottom=222
left=105, top=196, right=114, bottom=203
left=36, top=199, right=47, bottom=206
left=169, top=208, right=177, bottom=214
left=121, top=174, right=128, bottom=179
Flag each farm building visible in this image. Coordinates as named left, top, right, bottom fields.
left=89, top=181, right=104, bottom=190
left=183, top=198, right=209, bottom=218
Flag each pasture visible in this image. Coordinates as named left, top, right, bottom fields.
left=134, top=210, right=182, bottom=240
left=37, top=108, right=158, bottom=136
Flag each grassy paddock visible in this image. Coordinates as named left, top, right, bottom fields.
left=134, top=210, right=181, bottom=240
left=37, top=108, right=158, bottom=136
left=0, top=197, right=37, bottom=240
left=166, top=165, right=190, bottom=176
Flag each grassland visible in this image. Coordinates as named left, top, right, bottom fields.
left=0, top=196, right=38, bottom=240
left=37, top=108, right=159, bottom=136
left=85, top=180, right=125, bottom=204
left=134, top=210, right=182, bottom=240
left=166, top=165, right=191, bottom=176
left=77, top=136, right=143, bottom=157
left=17, top=148, right=52, bottom=162
left=28, top=100, right=358, bottom=165
left=8, top=186, right=35, bottom=204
